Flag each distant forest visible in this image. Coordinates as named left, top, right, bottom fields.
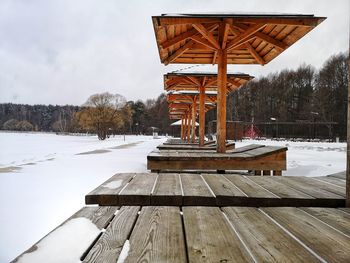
left=0, top=52, right=348, bottom=140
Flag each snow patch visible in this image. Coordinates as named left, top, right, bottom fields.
left=117, top=240, right=130, bottom=263
left=16, top=217, right=100, bottom=263
left=103, top=180, right=122, bottom=189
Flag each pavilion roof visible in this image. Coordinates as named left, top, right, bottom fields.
left=164, top=71, right=254, bottom=92
left=152, top=13, right=325, bottom=65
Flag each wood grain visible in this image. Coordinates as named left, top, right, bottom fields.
left=85, top=173, right=134, bottom=205
left=83, top=206, right=140, bottom=262
left=262, top=207, right=350, bottom=263
left=182, top=206, right=252, bottom=262
left=223, top=207, right=319, bottom=262
left=181, top=173, right=216, bottom=205
left=151, top=173, right=182, bottom=205
left=118, top=173, right=157, bottom=205
left=125, top=206, right=186, bottom=263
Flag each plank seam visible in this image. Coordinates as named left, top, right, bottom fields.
left=118, top=174, right=137, bottom=195
left=222, top=175, right=249, bottom=197
left=80, top=232, right=103, bottom=261
left=243, top=175, right=281, bottom=198
left=200, top=174, right=216, bottom=197
left=178, top=173, right=185, bottom=196
left=311, top=178, right=345, bottom=189
left=338, top=208, right=350, bottom=216
left=221, top=210, right=258, bottom=263
left=180, top=207, right=190, bottom=263
left=298, top=208, right=350, bottom=239
left=150, top=173, right=160, bottom=195
left=258, top=209, right=327, bottom=263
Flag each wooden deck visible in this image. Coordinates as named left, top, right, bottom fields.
left=85, top=173, right=345, bottom=207
left=157, top=141, right=235, bottom=151
left=148, top=144, right=287, bottom=174
left=13, top=205, right=350, bottom=262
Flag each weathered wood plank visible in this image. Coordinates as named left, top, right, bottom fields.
left=118, top=173, right=158, bottom=205
left=249, top=176, right=314, bottom=198
left=301, top=208, right=350, bottom=237
left=202, top=173, right=247, bottom=206
left=181, top=173, right=216, bottom=205
left=85, top=173, right=134, bottom=205
left=224, top=175, right=285, bottom=206
left=151, top=173, right=182, bottom=206
left=148, top=147, right=287, bottom=171
left=223, top=207, right=319, bottom=262
left=124, top=206, right=186, bottom=263
left=262, top=207, right=350, bottom=263
left=305, top=177, right=346, bottom=197
left=83, top=206, right=140, bottom=263
left=313, top=176, right=346, bottom=188
left=12, top=206, right=118, bottom=263
left=274, top=176, right=344, bottom=199
left=182, top=206, right=252, bottom=262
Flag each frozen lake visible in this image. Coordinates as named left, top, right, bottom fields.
left=0, top=132, right=346, bottom=262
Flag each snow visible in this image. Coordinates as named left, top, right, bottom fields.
left=103, top=180, right=123, bottom=189
left=117, top=240, right=130, bottom=263
left=236, top=139, right=346, bottom=177
left=16, top=217, right=100, bottom=263
left=0, top=132, right=346, bottom=262
left=0, top=132, right=166, bottom=262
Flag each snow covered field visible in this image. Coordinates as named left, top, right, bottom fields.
left=0, top=132, right=346, bottom=262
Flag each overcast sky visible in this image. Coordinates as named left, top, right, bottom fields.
left=0, top=0, right=348, bottom=105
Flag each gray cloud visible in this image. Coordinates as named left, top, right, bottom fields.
left=0, top=0, right=348, bottom=105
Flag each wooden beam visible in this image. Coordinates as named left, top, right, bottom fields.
left=186, top=76, right=201, bottom=86
left=191, top=100, right=197, bottom=143
left=190, top=35, right=217, bottom=50
left=226, top=23, right=266, bottom=51
left=199, top=86, right=206, bottom=146
left=186, top=112, right=191, bottom=142
left=245, top=43, right=265, bottom=65
left=181, top=118, right=184, bottom=140
left=347, top=40, right=350, bottom=207
left=192, top=23, right=220, bottom=49
left=217, top=23, right=227, bottom=153
left=160, top=28, right=197, bottom=49
left=227, top=79, right=242, bottom=89
left=212, top=51, right=217, bottom=65
left=232, top=23, right=289, bottom=51
left=164, top=41, right=195, bottom=65
left=221, top=23, right=230, bottom=49
left=255, top=32, right=288, bottom=52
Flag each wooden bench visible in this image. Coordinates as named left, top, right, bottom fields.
left=85, top=173, right=345, bottom=207
left=157, top=141, right=235, bottom=151
left=148, top=144, right=287, bottom=175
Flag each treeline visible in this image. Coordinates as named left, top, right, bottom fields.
left=208, top=52, right=348, bottom=139
left=0, top=93, right=171, bottom=135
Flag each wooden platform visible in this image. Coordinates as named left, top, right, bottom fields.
left=13, top=205, right=350, bottom=262
left=148, top=144, right=287, bottom=174
left=85, top=173, right=345, bottom=207
left=157, top=141, right=235, bottom=151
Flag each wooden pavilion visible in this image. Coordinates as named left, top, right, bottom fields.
left=152, top=13, right=325, bottom=152
left=165, top=72, right=253, bottom=145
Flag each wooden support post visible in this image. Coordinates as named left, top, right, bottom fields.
left=184, top=114, right=188, bottom=141
left=187, top=112, right=191, bottom=143
left=263, top=170, right=271, bottom=176
left=181, top=117, right=184, bottom=140
left=273, top=170, right=282, bottom=176
left=191, top=99, right=197, bottom=143
left=216, top=48, right=227, bottom=153
left=347, top=41, right=350, bottom=207
left=199, top=86, right=205, bottom=146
